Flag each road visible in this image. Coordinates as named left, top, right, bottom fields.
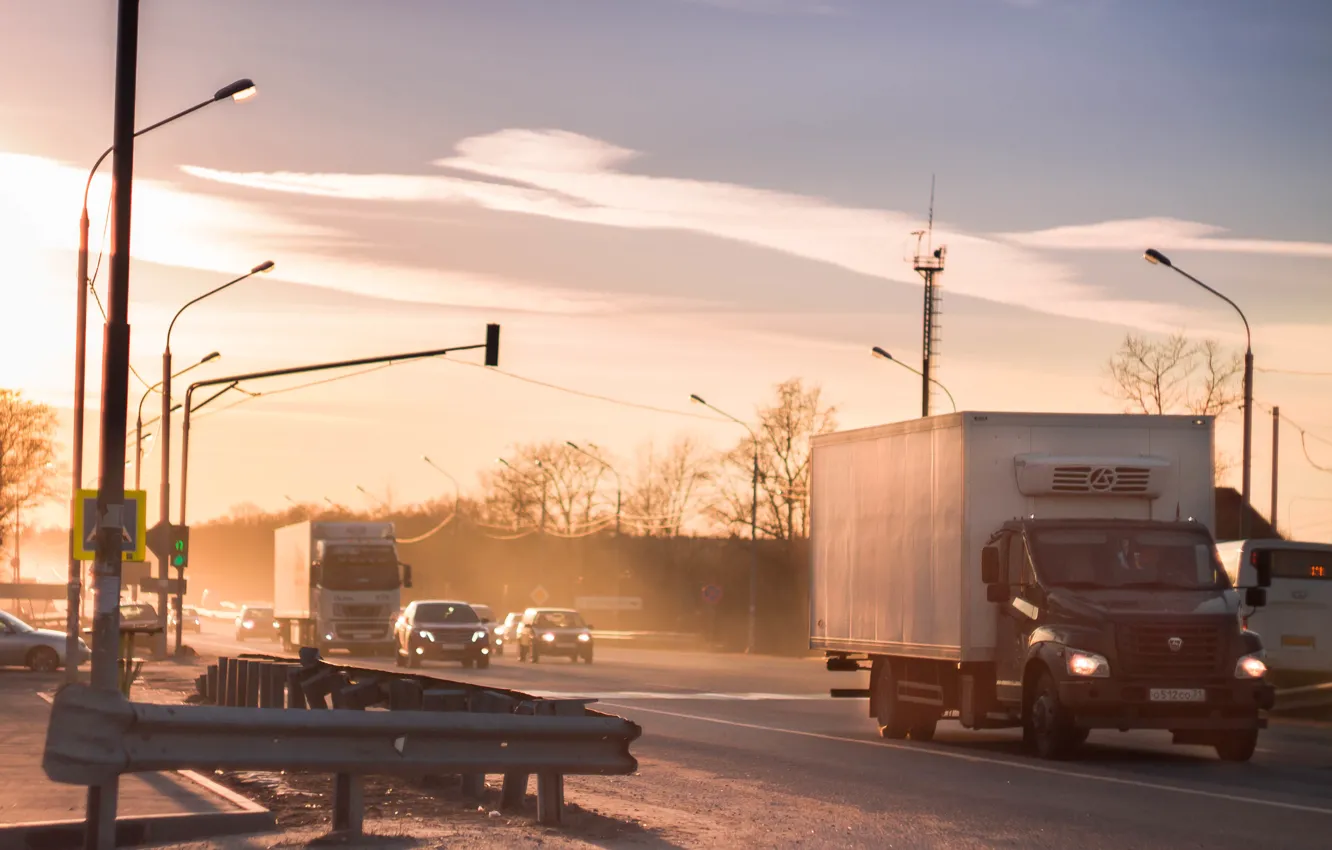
left=188, top=617, right=1332, bottom=848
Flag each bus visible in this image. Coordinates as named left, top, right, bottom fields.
left=1218, top=539, right=1332, bottom=683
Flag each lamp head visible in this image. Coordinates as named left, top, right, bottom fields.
left=201, top=351, right=221, bottom=364
left=252, top=260, right=275, bottom=274
left=871, top=346, right=893, bottom=361
left=689, top=394, right=706, bottom=406
left=1143, top=248, right=1172, bottom=267
left=216, top=79, right=257, bottom=102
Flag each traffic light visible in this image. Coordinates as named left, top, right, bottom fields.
left=168, top=525, right=190, bottom=569
left=484, top=323, right=500, bottom=367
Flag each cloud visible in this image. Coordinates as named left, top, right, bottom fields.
left=0, top=151, right=629, bottom=316
left=183, top=128, right=1213, bottom=332
left=998, top=217, right=1332, bottom=259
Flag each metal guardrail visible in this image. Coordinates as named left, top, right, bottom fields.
left=43, top=647, right=641, bottom=836
left=1273, top=681, right=1332, bottom=714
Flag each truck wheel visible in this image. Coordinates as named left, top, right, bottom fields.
left=909, top=712, right=940, bottom=743
left=1027, top=672, right=1078, bottom=760
left=582, top=648, right=594, bottom=664
left=873, top=661, right=911, bottom=740
left=1214, top=730, right=1259, bottom=762
left=407, top=651, right=422, bottom=669
left=477, top=656, right=490, bottom=670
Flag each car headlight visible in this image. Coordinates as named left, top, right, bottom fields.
left=1235, top=653, right=1267, bottom=679
left=472, top=630, right=488, bottom=642
left=542, top=632, right=556, bottom=642
left=419, top=630, right=435, bottom=641
left=577, top=633, right=591, bottom=642
left=1066, top=649, right=1110, bottom=678
left=242, top=620, right=254, bottom=629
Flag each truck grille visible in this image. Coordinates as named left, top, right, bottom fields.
left=334, top=604, right=387, bottom=619
left=333, top=623, right=390, bottom=640
left=1116, top=620, right=1226, bottom=679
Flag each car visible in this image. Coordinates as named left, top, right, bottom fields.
left=492, top=611, right=522, bottom=656
left=395, top=600, right=491, bottom=669
left=516, top=607, right=594, bottom=664
left=0, top=610, right=90, bottom=672
left=235, top=605, right=279, bottom=641
left=471, top=603, right=499, bottom=644
left=169, top=605, right=203, bottom=633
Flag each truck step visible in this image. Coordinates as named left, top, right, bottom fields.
left=830, top=688, right=871, bottom=699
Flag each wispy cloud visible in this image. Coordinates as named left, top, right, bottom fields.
left=183, top=128, right=1217, bottom=332
left=997, top=217, right=1332, bottom=259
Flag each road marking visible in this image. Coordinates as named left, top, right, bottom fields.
left=609, top=704, right=1332, bottom=817
left=532, top=691, right=832, bottom=700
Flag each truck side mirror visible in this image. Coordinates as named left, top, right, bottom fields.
left=1245, top=587, right=1267, bottom=608
left=400, top=562, right=413, bottom=589
left=981, top=546, right=1002, bottom=584
left=1250, top=550, right=1273, bottom=588
left=986, top=584, right=1010, bottom=604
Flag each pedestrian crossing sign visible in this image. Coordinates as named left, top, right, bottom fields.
left=72, top=488, right=147, bottom=562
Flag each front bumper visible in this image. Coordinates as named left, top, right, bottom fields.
left=534, top=639, right=592, bottom=655
left=1059, top=678, right=1275, bottom=730
left=412, top=640, right=489, bottom=659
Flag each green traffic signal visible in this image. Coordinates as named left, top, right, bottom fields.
left=168, top=526, right=190, bottom=569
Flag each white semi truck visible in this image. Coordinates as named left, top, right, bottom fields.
left=811, top=412, right=1275, bottom=762
left=274, top=520, right=412, bottom=656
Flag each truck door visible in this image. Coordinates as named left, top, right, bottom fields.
left=995, top=532, right=1036, bottom=704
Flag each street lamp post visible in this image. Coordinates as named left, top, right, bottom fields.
left=423, top=456, right=462, bottom=506
left=133, top=352, right=218, bottom=488
left=566, top=442, right=621, bottom=536
left=67, top=76, right=256, bottom=685
left=871, top=347, right=957, bottom=414
left=158, top=263, right=272, bottom=655
left=1144, top=248, right=1254, bottom=537
left=691, top=394, right=760, bottom=654
left=356, top=485, right=389, bottom=511
left=498, top=458, right=547, bottom=532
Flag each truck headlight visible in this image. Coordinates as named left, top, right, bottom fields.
left=1235, top=653, right=1267, bottom=679
left=419, top=630, right=435, bottom=642
left=472, top=630, right=487, bottom=642
left=1066, top=649, right=1110, bottom=678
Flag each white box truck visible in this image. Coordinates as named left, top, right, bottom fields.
left=274, top=520, right=412, bottom=656
left=811, top=412, right=1275, bottom=761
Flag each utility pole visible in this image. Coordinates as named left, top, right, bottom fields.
left=910, top=177, right=946, bottom=418
left=1271, top=406, right=1280, bottom=536
left=85, top=1, right=140, bottom=846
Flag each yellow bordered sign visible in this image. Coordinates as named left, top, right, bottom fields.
left=72, top=488, right=147, bottom=562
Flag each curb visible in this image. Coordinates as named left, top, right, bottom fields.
left=0, top=810, right=275, bottom=850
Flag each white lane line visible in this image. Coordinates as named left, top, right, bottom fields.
left=608, top=703, right=1332, bottom=817
left=531, top=691, right=833, bottom=700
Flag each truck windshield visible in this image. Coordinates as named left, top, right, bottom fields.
left=319, top=546, right=400, bottom=591
left=1030, top=528, right=1231, bottom=591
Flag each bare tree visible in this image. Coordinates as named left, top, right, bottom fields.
left=481, top=442, right=608, bottom=534
left=0, top=390, right=60, bottom=552
left=626, top=436, right=713, bottom=536
left=708, top=378, right=838, bottom=540
left=1108, top=332, right=1242, bottom=416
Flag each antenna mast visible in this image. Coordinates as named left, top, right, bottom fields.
left=912, top=175, right=946, bottom=417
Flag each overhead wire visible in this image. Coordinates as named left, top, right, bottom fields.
left=1257, top=402, right=1332, bottom=474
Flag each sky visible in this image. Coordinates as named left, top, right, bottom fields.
left=3, top=0, right=1332, bottom=561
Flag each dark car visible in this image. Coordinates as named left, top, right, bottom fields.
left=395, top=600, right=491, bottom=669
left=235, top=605, right=279, bottom=641
left=516, top=607, right=594, bottom=664
left=169, top=605, right=203, bottom=633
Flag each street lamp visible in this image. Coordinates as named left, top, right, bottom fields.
left=67, top=77, right=257, bottom=684
left=567, top=442, right=621, bottom=536
left=133, top=352, right=218, bottom=488
left=498, top=457, right=548, bottom=532
left=690, top=393, right=760, bottom=654
left=1144, top=248, right=1255, bottom=537
left=422, top=456, right=462, bottom=506
left=155, top=262, right=271, bottom=655
left=871, top=347, right=957, bottom=414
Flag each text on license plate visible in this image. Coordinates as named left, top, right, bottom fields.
left=1149, top=688, right=1205, bottom=703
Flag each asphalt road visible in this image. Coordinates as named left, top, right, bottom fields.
left=188, top=618, right=1332, bottom=848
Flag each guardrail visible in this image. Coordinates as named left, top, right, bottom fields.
left=43, top=647, right=641, bottom=839
left=1274, top=681, right=1332, bottom=715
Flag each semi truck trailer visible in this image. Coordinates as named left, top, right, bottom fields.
left=811, top=412, right=1275, bottom=761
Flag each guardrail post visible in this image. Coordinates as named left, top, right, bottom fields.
left=258, top=663, right=274, bottom=707
left=233, top=660, right=250, bottom=707
left=245, top=662, right=262, bottom=708
left=536, top=772, right=564, bottom=825
left=205, top=664, right=218, bottom=704
left=215, top=657, right=228, bottom=706
left=332, top=773, right=364, bottom=835
left=286, top=667, right=308, bottom=709
left=266, top=664, right=289, bottom=708
left=225, top=658, right=240, bottom=707
left=501, top=773, right=528, bottom=811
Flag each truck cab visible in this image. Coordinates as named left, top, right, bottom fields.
left=978, top=518, right=1274, bottom=760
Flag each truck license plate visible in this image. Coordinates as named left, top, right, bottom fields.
left=1148, top=688, right=1205, bottom=703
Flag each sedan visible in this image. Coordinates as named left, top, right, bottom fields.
left=395, top=600, right=491, bottom=669
left=0, top=610, right=90, bottom=672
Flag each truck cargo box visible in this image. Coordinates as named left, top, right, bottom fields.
left=809, top=412, right=1214, bottom=662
